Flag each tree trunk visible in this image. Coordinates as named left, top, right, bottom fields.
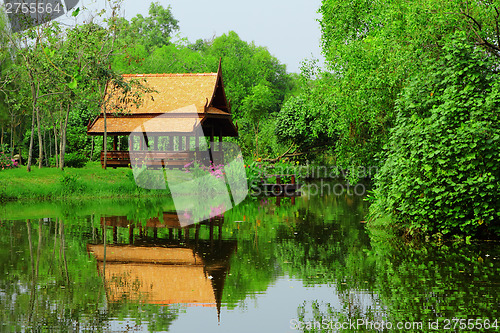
left=43, top=130, right=48, bottom=167
left=27, top=81, right=39, bottom=172
left=90, top=136, right=94, bottom=161
left=26, top=106, right=36, bottom=172
left=255, top=120, right=259, bottom=157
left=10, top=120, right=14, bottom=157
left=36, top=104, right=43, bottom=169
left=53, top=124, right=59, bottom=168
left=49, top=129, right=52, bottom=164
left=103, top=111, right=107, bottom=169
left=11, top=123, right=15, bottom=159
left=59, top=104, right=70, bottom=170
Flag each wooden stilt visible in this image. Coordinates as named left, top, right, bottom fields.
left=129, top=225, right=134, bottom=244
left=113, top=226, right=117, bottom=244
left=168, top=136, right=173, bottom=151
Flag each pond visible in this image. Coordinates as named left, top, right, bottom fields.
left=1, top=182, right=500, bottom=332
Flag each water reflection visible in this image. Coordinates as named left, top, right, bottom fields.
left=1, top=183, right=500, bottom=332
left=87, top=214, right=236, bottom=321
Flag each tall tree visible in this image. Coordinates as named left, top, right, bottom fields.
left=318, top=0, right=463, bottom=180
left=115, top=2, right=179, bottom=52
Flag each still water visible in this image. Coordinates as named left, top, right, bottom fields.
left=1, top=184, right=499, bottom=332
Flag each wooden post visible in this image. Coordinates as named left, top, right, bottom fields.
left=209, top=219, right=214, bottom=245
left=168, top=135, right=173, bottom=151
left=218, top=221, right=222, bottom=240
left=113, top=136, right=117, bottom=151
left=113, top=226, right=117, bottom=244
left=210, top=126, right=215, bottom=148
left=185, top=136, right=189, bottom=152
left=129, top=225, right=134, bottom=244
left=209, top=126, right=215, bottom=164
left=219, top=131, right=223, bottom=152
left=195, top=224, right=200, bottom=246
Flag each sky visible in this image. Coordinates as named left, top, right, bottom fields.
left=78, top=0, right=325, bottom=73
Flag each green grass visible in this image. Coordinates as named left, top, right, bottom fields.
left=0, top=161, right=170, bottom=202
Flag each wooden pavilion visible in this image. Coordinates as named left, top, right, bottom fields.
left=87, top=62, right=238, bottom=168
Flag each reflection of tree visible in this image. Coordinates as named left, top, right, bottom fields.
left=0, top=219, right=180, bottom=331
left=292, top=222, right=500, bottom=332
left=3, top=188, right=499, bottom=332
left=221, top=191, right=372, bottom=309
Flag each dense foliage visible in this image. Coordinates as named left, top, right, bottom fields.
left=315, top=0, right=500, bottom=237
left=0, top=2, right=294, bottom=168
left=371, top=34, right=500, bottom=237
left=3, top=0, right=500, bottom=237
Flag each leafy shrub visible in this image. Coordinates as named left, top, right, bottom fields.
left=64, top=152, right=88, bottom=168
left=371, top=33, right=500, bottom=237
left=0, top=151, right=18, bottom=170
left=59, top=173, right=85, bottom=195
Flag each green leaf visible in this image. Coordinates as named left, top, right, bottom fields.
left=68, top=80, right=78, bottom=89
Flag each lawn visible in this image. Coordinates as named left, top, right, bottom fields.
left=0, top=162, right=171, bottom=202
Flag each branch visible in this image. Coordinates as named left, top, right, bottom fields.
left=495, top=6, right=500, bottom=51
left=460, top=9, right=482, bottom=32
left=261, top=143, right=296, bottom=163
left=261, top=143, right=329, bottom=163
left=38, top=91, right=65, bottom=99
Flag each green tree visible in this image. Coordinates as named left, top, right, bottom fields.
left=115, top=2, right=179, bottom=52
left=240, top=82, right=279, bottom=157
left=371, top=33, right=500, bottom=237
left=207, top=31, right=290, bottom=118
left=318, top=0, right=465, bottom=180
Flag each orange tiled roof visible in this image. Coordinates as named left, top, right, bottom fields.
left=87, top=115, right=203, bottom=135
left=108, top=73, right=220, bottom=114
left=88, top=63, right=238, bottom=137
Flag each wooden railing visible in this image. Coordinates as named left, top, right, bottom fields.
left=100, top=150, right=224, bottom=169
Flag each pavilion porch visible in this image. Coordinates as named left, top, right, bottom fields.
left=100, top=133, right=225, bottom=169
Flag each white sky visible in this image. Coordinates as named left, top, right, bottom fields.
left=77, top=0, right=325, bottom=73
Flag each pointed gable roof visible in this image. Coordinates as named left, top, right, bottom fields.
left=118, top=73, right=219, bottom=114
left=87, top=62, right=238, bottom=137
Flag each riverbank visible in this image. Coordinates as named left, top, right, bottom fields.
left=0, top=162, right=170, bottom=203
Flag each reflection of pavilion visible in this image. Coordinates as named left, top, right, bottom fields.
left=87, top=213, right=236, bottom=320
